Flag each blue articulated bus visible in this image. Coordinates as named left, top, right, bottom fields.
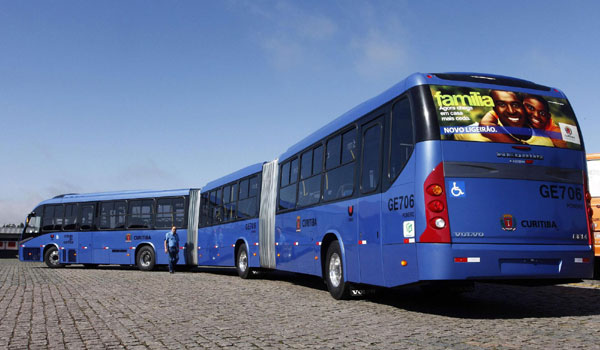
left=20, top=189, right=201, bottom=270
left=20, top=73, right=594, bottom=299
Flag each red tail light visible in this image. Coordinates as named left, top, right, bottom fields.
left=428, top=200, right=445, bottom=212
left=420, top=162, right=451, bottom=243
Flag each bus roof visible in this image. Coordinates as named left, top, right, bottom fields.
left=202, top=162, right=264, bottom=192
left=278, top=72, right=566, bottom=162
left=39, top=188, right=194, bottom=206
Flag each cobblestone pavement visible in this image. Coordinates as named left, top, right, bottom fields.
left=1, top=259, right=599, bottom=350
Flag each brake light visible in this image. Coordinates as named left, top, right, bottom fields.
left=428, top=200, right=444, bottom=212
left=420, top=162, right=451, bottom=243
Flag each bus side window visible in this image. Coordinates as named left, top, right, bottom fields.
left=24, top=205, right=43, bottom=238
left=199, top=192, right=209, bottom=227
left=240, top=175, right=259, bottom=218
left=361, top=122, right=383, bottom=193
left=323, top=128, right=356, bottom=201
left=157, top=198, right=185, bottom=228
left=79, top=204, right=95, bottom=231
left=63, top=204, right=78, bottom=231
left=99, top=202, right=114, bottom=229
left=42, top=205, right=54, bottom=231
left=128, top=200, right=153, bottom=229
left=389, top=98, right=414, bottom=181
left=297, top=146, right=322, bottom=207
left=42, top=205, right=63, bottom=231
left=279, top=160, right=297, bottom=211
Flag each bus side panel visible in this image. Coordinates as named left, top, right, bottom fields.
left=274, top=198, right=359, bottom=280
left=321, top=198, right=359, bottom=283
left=77, top=232, right=93, bottom=263
left=275, top=210, right=320, bottom=275
left=108, top=230, right=133, bottom=265
left=56, top=232, right=77, bottom=264
left=198, top=226, right=220, bottom=266
left=242, top=219, right=260, bottom=268
left=382, top=156, right=419, bottom=287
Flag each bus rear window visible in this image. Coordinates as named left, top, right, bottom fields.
left=430, top=85, right=581, bottom=150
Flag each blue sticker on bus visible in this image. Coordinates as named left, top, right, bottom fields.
left=449, top=181, right=466, bottom=198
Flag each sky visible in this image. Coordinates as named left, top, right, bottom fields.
left=1, top=0, right=600, bottom=224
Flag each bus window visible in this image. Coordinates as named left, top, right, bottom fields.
left=157, top=198, right=185, bottom=228
left=222, top=186, right=232, bottom=222
left=361, top=122, right=383, bottom=193
left=99, top=202, right=115, bottom=229
left=279, top=160, right=297, bottom=211
left=239, top=176, right=259, bottom=218
left=23, top=206, right=42, bottom=239
left=389, top=98, right=414, bottom=180
left=326, top=135, right=341, bottom=170
left=63, top=204, right=78, bottom=231
left=79, top=204, right=95, bottom=230
left=298, top=147, right=322, bottom=207
left=342, top=129, right=357, bottom=164
left=42, top=205, right=63, bottom=231
left=281, top=161, right=290, bottom=187
left=313, top=145, right=323, bottom=174
left=300, top=149, right=312, bottom=179
left=128, top=200, right=154, bottom=229
left=42, top=205, right=54, bottom=231
left=323, top=129, right=356, bottom=201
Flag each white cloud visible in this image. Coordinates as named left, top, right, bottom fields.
left=351, top=29, right=408, bottom=78
left=234, top=1, right=338, bottom=70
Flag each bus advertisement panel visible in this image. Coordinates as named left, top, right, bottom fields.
left=431, top=85, right=582, bottom=149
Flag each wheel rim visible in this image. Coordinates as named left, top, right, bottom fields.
left=49, top=250, right=60, bottom=266
left=329, top=252, right=342, bottom=288
left=238, top=250, right=248, bottom=272
left=140, top=252, right=151, bottom=267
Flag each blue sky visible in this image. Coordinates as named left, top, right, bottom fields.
left=1, top=0, right=599, bottom=223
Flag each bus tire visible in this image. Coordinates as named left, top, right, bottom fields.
left=236, top=243, right=252, bottom=279
left=136, top=246, right=155, bottom=271
left=44, top=246, right=63, bottom=268
left=325, top=241, right=350, bottom=300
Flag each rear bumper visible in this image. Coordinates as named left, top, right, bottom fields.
left=417, top=243, right=594, bottom=281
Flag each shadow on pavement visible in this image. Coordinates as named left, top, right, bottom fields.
left=368, top=282, right=600, bottom=319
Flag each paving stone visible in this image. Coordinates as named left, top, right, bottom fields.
left=2, top=259, right=600, bottom=349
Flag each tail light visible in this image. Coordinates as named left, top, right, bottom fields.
left=420, top=162, right=451, bottom=243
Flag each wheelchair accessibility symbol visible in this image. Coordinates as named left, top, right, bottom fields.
left=450, top=181, right=466, bottom=198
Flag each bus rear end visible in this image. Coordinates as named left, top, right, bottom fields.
left=416, top=74, right=594, bottom=283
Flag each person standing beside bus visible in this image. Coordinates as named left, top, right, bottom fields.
left=164, top=226, right=179, bottom=274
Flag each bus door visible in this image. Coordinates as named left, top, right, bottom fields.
left=358, top=116, right=384, bottom=285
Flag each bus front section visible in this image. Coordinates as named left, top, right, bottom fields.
left=415, top=74, right=594, bottom=283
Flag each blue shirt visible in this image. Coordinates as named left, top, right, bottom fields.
left=165, top=231, right=179, bottom=249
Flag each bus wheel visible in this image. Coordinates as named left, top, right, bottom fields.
left=325, top=241, right=350, bottom=300
left=44, top=246, right=63, bottom=268
left=136, top=246, right=155, bottom=271
left=236, top=243, right=252, bottom=279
